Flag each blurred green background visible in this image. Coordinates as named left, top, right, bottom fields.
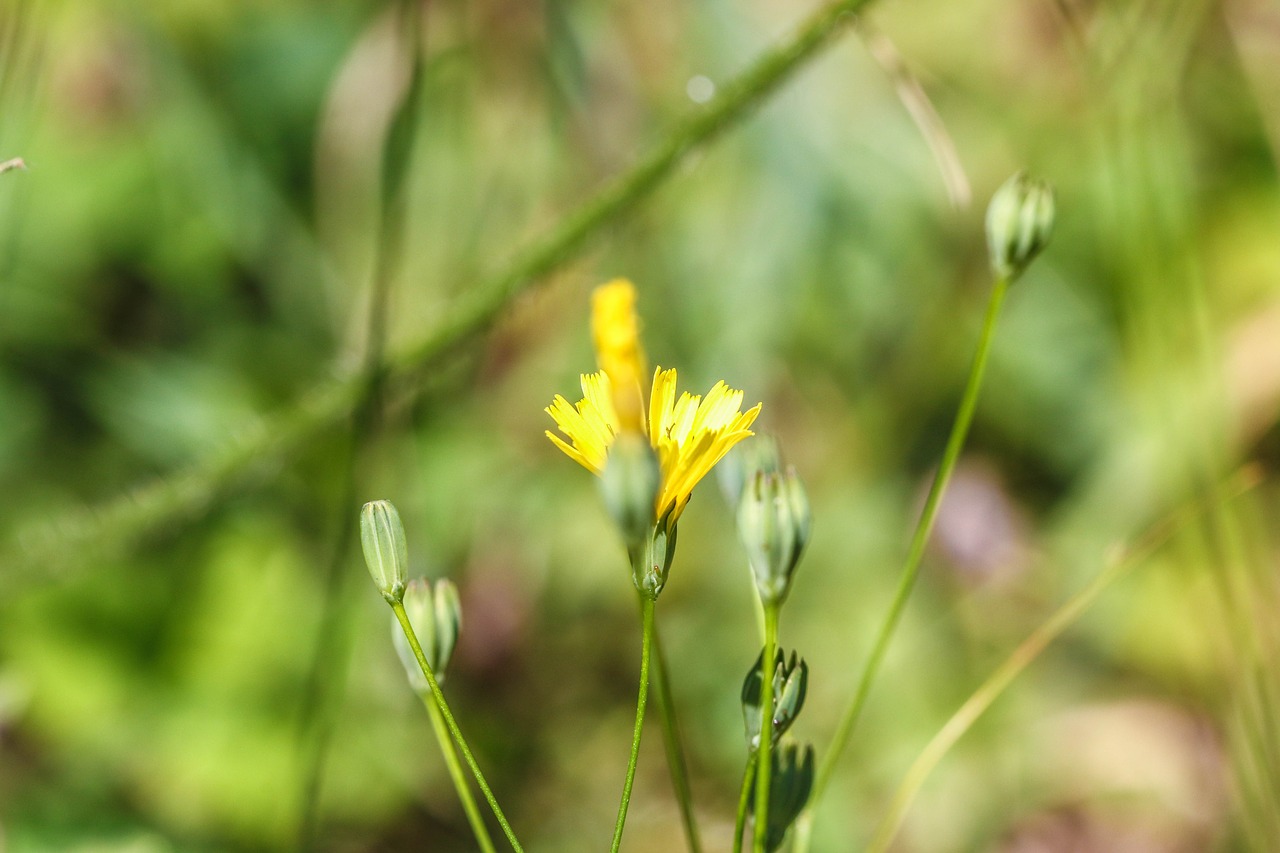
left=2, top=0, right=1279, bottom=850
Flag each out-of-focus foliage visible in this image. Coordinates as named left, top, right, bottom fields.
left=1, top=0, right=1279, bottom=850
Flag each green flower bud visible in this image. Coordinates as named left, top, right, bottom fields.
left=600, top=432, right=660, bottom=550
left=748, top=740, right=816, bottom=853
left=985, top=171, right=1055, bottom=281
left=741, top=649, right=809, bottom=749
left=432, top=579, right=462, bottom=677
left=737, top=467, right=811, bottom=605
left=392, top=578, right=462, bottom=689
left=717, top=434, right=782, bottom=509
left=361, top=500, right=408, bottom=604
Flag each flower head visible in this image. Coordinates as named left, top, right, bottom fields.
left=545, top=280, right=761, bottom=528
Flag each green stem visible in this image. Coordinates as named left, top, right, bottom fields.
left=7, top=0, right=882, bottom=589
left=733, top=755, right=755, bottom=853
left=794, top=274, right=1011, bottom=852
left=391, top=601, right=524, bottom=853
left=650, top=623, right=703, bottom=852
left=417, top=689, right=498, bottom=853
left=612, top=596, right=656, bottom=853
left=753, top=605, right=780, bottom=853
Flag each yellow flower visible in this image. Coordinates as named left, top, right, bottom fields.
left=545, top=280, right=761, bottom=525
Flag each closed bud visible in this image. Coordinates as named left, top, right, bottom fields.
left=600, top=432, right=660, bottom=550
left=742, top=649, right=809, bottom=749
left=717, top=434, right=782, bottom=509
left=432, top=579, right=462, bottom=677
left=737, top=467, right=811, bottom=605
left=360, top=500, right=408, bottom=604
left=392, top=578, right=463, bottom=689
left=985, top=171, right=1055, bottom=281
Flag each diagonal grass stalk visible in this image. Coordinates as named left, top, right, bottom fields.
left=865, top=466, right=1260, bottom=851
left=5, top=0, right=882, bottom=588
left=391, top=601, right=525, bottom=853
left=793, top=273, right=1011, bottom=852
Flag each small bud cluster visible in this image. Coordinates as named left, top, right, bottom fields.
left=741, top=649, right=809, bottom=751
left=741, top=648, right=815, bottom=852
left=361, top=500, right=464, bottom=690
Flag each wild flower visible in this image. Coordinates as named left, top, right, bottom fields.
left=545, top=279, right=761, bottom=529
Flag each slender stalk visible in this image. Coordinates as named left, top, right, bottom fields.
left=650, top=623, right=703, bottom=852
left=417, top=690, right=498, bottom=853
left=391, top=601, right=525, bottom=853
left=793, top=274, right=1011, bottom=852
left=752, top=605, right=780, bottom=853
left=864, top=466, right=1260, bottom=851
left=733, top=756, right=755, bottom=853
left=611, top=597, right=656, bottom=853
left=7, top=0, right=883, bottom=589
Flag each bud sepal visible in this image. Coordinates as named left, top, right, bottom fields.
left=741, top=648, right=809, bottom=750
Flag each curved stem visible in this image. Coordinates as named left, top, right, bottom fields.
left=392, top=601, right=525, bottom=853
left=612, top=596, right=656, bottom=853
left=650, top=622, right=703, bottom=852
left=752, top=605, right=780, bottom=852
left=733, top=755, right=755, bottom=853
left=794, top=275, right=1010, bottom=852
left=418, top=690, right=497, bottom=853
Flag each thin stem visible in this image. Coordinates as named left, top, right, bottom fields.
left=752, top=605, right=780, bottom=853
left=864, top=466, right=1260, bottom=851
left=612, top=596, right=656, bottom=853
left=391, top=601, right=525, bottom=853
left=418, top=693, right=495, bottom=853
left=650, top=622, right=703, bottom=852
left=794, top=274, right=1011, bottom=852
left=733, top=755, right=755, bottom=853
left=8, top=0, right=882, bottom=589
left=418, top=690, right=498, bottom=853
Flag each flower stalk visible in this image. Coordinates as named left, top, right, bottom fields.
left=752, top=604, right=781, bottom=853
left=610, top=596, right=656, bottom=853
left=391, top=601, right=525, bottom=853
left=794, top=171, right=1054, bottom=851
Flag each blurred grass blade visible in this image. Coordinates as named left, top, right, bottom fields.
left=865, top=467, right=1262, bottom=852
